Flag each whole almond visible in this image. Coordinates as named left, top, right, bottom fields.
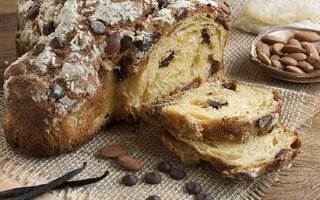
left=286, top=53, right=307, bottom=61
left=261, top=35, right=286, bottom=45
left=271, top=60, right=284, bottom=70
left=282, top=45, right=307, bottom=54
left=117, top=155, right=142, bottom=171
left=271, top=43, right=284, bottom=55
left=270, top=54, right=280, bottom=61
left=287, top=38, right=302, bottom=48
left=100, top=144, right=131, bottom=158
left=257, top=52, right=271, bottom=65
left=285, top=66, right=306, bottom=74
left=301, top=42, right=319, bottom=59
left=307, top=56, right=320, bottom=69
left=256, top=42, right=270, bottom=57
left=298, top=61, right=314, bottom=72
left=280, top=57, right=298, bottom=66
left=294, top=31, right=320, bottom=42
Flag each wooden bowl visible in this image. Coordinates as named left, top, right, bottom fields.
left=250, top=26, right=320, bottom=83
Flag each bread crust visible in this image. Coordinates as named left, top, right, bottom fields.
left=142, top=80, right=282, bottom=142
left=158, top=125, right=301, bottom=182
left=5, top=0, right=230, bottom=156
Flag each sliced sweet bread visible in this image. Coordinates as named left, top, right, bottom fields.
left=142, top=80, right=282, bottom=142
left=158, top=123, right=301, bottom=182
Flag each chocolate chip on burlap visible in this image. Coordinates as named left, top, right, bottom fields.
left=157, top=162, right=172, bottom=173
left=146, top=195, right=161, bottom=200
left=196, top=193, right=214, bottom=200
left=169, top=168, right=186, bottom=180
left=122, top=175, right=138, bottom=186
left=144, top=172, right=162, bottom=185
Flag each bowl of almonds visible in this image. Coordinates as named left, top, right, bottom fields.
left=250, top=26, right=320, bottom=82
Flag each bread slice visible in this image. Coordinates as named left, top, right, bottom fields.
left=142, top=80, right=282, bottom=142
left=158, top=123, right=301, bottom=182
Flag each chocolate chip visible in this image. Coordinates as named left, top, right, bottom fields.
left=208, top=100, right=228, bottom=110
left=50, top=37, right=64, bottom=49
left=27, top=4, right=40, bottom=19
left=32, top=43, right=45, bottom=56
left=157, top=0, right=168, bottom=9
left=43, top=21, right=55, bottom=36
left=257, top=115, right=272, bottom=128
left=146, top=195, right=161, bottom=200
left=47, top=84, right=65, bottom=100
left=144, top=172, right=161, bottom=185
left=174, top=9, right=189, bottom=21
left=275, top=148, right=286, bottom=158
left=210, top=64, right=218, bottom=76
left=157, top=161, right=172, bottom=173
left=186, top=182, right=202, bottom=194
left=273, top=94, right=280, bottom=101
left=159, top=51, right=175, bottom=68
left=90, top=20, right=107, bottom=35
left=169, top=168, right=186, bottom=180
left=268, top=124, right=276, bottom=133
left=114, top=56, right=132, bottom=81
left=201, top=29, right=211, bottom=44
left=154, top=32, right=163, bottom=41
left=196, top=193, right=214, bottom=200
left=135, top=34, right=153, bottom=51
left=122, top=174, right=138, bottom=186
left=114, top=68, right=122, bottom=82
left=106, top=31, right=121, bottom=54
left=215, top=17, right=228, bottom=30
left=120, top=35, right=133, bottom=52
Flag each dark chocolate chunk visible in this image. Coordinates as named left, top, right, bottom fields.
left=208, top=100, right=228, bottom=110
left=144, top=172, right=161, bottom=185
left=159, top=51, right=175, bottom=68
left=120, top=35, right=133, bottom=52
left=257, top=115, right=273, bottom=129
left=169, top=168, right=186, bottom=180
left=50, top=37, right=64, bottom=49
left=201, top=29, right=211, bottom=44
left=268, top=124, right=276, bottom=133
left=106, top=31, right=121, bottom=54
left=215, top=17, right=228, bottom=30
left=32, top=43, right=45, bottom=56
left=157, top=161, right=172, bottom=173
left=89, top=20, right=107, bottom=35
left=273, top=94, right=280, bottom=101
left=113, top=56, right=132, bottom=81
left=27, top=4, right=40, bottom=20
left=275, top=148, right=286, bottom=158
left=135, top=34, right=153, bottom=51
left=43, top=21, right=55, bottom=36
left=47, top=84, right=65, bottom=100
left=146, top=195, right=161, bottom=200
left=122, top=175, right=138, bottom=186
left=222, top=83, right=235, bottom=90
left=210, top=63, right=218, bottom=76
left=196, top=193, right=214, bottom=200
left=157, top=0, right=168, bottom=9
left=186, top=182, right=202, bottom=194
left=174, top=9, right=189, bottom=21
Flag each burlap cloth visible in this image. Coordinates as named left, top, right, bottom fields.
left=0, top=1, right=319, bottom=199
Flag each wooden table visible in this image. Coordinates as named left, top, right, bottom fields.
left=1, top=1, right=320, bottom=199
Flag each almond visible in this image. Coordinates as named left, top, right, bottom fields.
left=294, top=31, right=320, bottom=42
left=298, top=61, right=314, bottom=72
left=257, top=52, right=271, bottom=65
left=286, top=53, right=307, bottom=61
left=270, top=54, right=280, bottom=61
left=282, top=45, right=307, bottom=54
left=280, top=57, right=298, bottom=66
left=271, top=60, right=284, bottom=70
left=287, top=38, right=302, bottom=48
left=256, top=42, right=270, bottom=57
left=307, top=56, right=320, bottom=69
left=285, top=66, right=306, bottom=74
left=117, top=155, right=142, bottom=171
left=100, top=144, right=131, bottom=158
left=261, top=35, right=286, bottom=45
left=300, top=42, right=319, bottom=59
left=271, top=43, right=284, bottom=55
